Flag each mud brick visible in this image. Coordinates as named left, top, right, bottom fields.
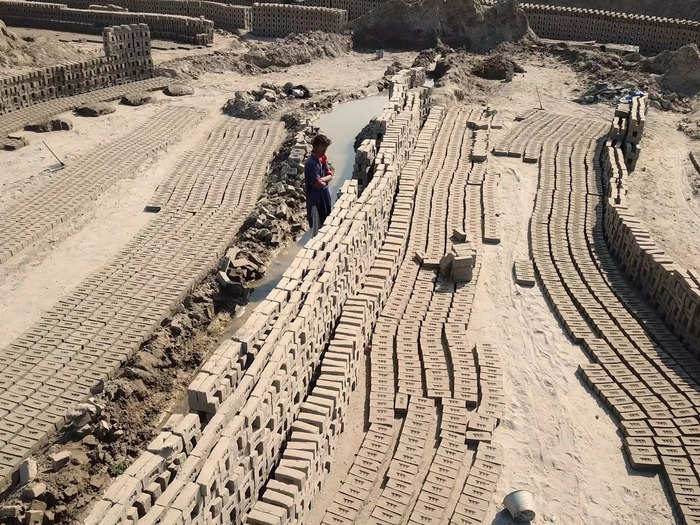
left=371, top=504, right=403, bottom=525
left=346, top=473, right=374, bottom=493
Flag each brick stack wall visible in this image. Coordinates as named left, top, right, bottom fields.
left=303, top=0, right=382, bottom=22
left=521, top=3, right=700, bottom=54
left=0, top=22, right=154, bottom=115
left=0, top=0, right=214, bottom=44
left=48, top=0, right=251, bottom=31
left=601, top=113, right=700, bottom=354
left=251, top=2, right=347, bottom=37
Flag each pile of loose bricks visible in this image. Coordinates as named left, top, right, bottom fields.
left=500, top=107, right=700, bottom=524
left=0, top=0, right=214, bottom=44
left=521, top=3, right=700, bottom=54
left=85, top=67, right=429, bottom=525
left=608, top=94, right=647, bottom=172
left=0, top=22, right=154, bottom=115
left=57, top=0, right=251, bottom=32
left=251, top=3, right=347, bottom=37
left=601, top=99, right=699, bottom=355
left=0, top=116, right=284, bottom=493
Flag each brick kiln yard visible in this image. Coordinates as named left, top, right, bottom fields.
left=0, top=1, right=699, bottom=525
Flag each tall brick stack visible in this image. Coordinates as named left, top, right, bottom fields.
left=608, top=94, right=648, bottom=171
left=251, top=3, right=347, bottom=37
left=602, top=107, right=700, bottom=355
left=0, top=22, right=154, bottom=115
left=0, top=0, right=214, bottom=44
left=521, top=4, right=700, bottom=54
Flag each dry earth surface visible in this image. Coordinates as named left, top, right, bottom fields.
left=0, top=18, right=699, bottom=525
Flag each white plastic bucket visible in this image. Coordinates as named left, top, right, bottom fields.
left=503, top=490, right=536, bottom=522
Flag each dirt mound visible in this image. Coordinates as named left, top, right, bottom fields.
left=223, top=91, right=278, bottom=119
left=352, top=0, right=530, bottom=51
left=0, top=20, right=102, bottom=73
left=472, top=54, right=525, bottom=81
left=0, top=19, right=19, bottom=52
left=243, top=32, right=351, bottom=69
left=157, top=32, right=351, bottom=79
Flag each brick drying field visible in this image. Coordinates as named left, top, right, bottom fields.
left=0, top=2, right=699, bottom=525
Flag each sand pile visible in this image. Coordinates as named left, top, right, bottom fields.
left=0, top=19, right=101, bottom=72
left=641, top=44, right=700, bottom=97
left=352, top=0, right=530, bottom=50
left=157, top=32, right=351, bottom=78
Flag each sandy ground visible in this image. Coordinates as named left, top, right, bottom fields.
left=475, top=153, right=672, bottom=524
left=0, top=26, right=696, bottom=523
left=481, top=64, right=676, bottom=523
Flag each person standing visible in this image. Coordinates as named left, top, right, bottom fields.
left=304, top=134, right=334, bottom=234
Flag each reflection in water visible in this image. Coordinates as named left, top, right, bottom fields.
left=225, top=94, right=387, bottom=335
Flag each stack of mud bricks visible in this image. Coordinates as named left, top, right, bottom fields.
left=61, top=0, right=252, bottom=31
left=87, top=70, right=429, bottom=525
left=608, top=94, right=647, bottom=171
left=0, top=23, right=153, bottom=115
left=601, top=106, right=700, bottom=355
left=354, top=138, right=376, bottom=191
left=0, top=1, right=214, bottom=44
left=448, top=442, right=503, bottom=525
left=369, top=397, right=437, bottom=524
left=520, top=4, right=700, bottom=54
left=251, top=3, right=347, bottom=37
left=304, top=0, right=382, bottom=21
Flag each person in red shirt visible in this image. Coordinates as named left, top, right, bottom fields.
left=304, top=134, right=334, bottom=231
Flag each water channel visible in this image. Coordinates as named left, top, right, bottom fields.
left=225, top=94, right=388, bottom=334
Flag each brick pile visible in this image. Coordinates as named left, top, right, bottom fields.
left=0, top=1, right=214, bottom=44
left=0, top=22, right=154, bottom=115
left=251, top=2, right=347, bottom=37
left=601, top=130, right=699, bottom=355
left=521, top=3, right=700, bottom=54
left=608, top=94, right=648, bottom=171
